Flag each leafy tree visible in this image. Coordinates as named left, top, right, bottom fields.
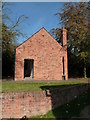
left=2, top=2, right=28, bottom=78
left=51, top=2, right=90, bottom=78
left=2, top=23, right=16, bottom=77
left=0, top=0, right=2, bottom=79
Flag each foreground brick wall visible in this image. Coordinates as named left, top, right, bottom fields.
left=15, top=27, right=68, bottom=80
left=2, top=84, right=89, bottom=118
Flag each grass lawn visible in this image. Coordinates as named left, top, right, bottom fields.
left=31, top=88, right=89, bottom=119
left=2, top=78, right=89, bottom=92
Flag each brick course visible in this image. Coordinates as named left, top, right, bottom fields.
left=15, top=27, right=68, bottom=80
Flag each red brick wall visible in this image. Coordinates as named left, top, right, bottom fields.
left=15, top=27, right=68, bottom=80
left=2, top=84, right=89, bottom=118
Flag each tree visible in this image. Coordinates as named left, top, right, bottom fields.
left=2, top=2, right=28, bottom=78
left=0, top=0, right=2, bottom=79
left=51, top=2, right=90, bottom=78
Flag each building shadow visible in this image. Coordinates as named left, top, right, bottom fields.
left=40, top=83, right=89, bottom=120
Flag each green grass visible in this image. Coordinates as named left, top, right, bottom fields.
left=2, top=79, right=88, bottom=92
left=31, top=89, right=89, bottom=119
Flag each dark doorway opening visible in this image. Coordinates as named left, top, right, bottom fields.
left=24, top=59, right=34, bottom=79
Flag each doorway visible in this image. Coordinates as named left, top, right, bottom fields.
left=24, top=59, right=34, bottom=79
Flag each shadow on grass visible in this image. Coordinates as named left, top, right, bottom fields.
left=39, top=83, right=89, bottom=120
left=40, top=83, right=87, bottom=90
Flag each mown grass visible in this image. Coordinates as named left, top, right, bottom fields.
left=31, top=89, right=89, bottom=119
left=2, top=79, right=89, bottom=92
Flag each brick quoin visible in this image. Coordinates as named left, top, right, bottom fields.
left=15, top=27, right=68, bottom=80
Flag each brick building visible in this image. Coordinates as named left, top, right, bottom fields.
left=15, top=27, right=68, bottom=80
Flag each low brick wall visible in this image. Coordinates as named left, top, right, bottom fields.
left=2, top=84, right=89, bottom=118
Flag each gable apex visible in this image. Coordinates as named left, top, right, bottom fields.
left=16, top=27, right=62, bottom=49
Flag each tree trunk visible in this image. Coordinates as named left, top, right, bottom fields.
left=84, top=66, right=87, bottom=78
left=83, top=58, right=87, bottom=78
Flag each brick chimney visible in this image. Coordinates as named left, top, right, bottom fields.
left=62, top=26, right=67, bottom=47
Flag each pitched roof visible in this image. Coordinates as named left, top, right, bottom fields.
left=16, top=27, right=62, bottom=49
